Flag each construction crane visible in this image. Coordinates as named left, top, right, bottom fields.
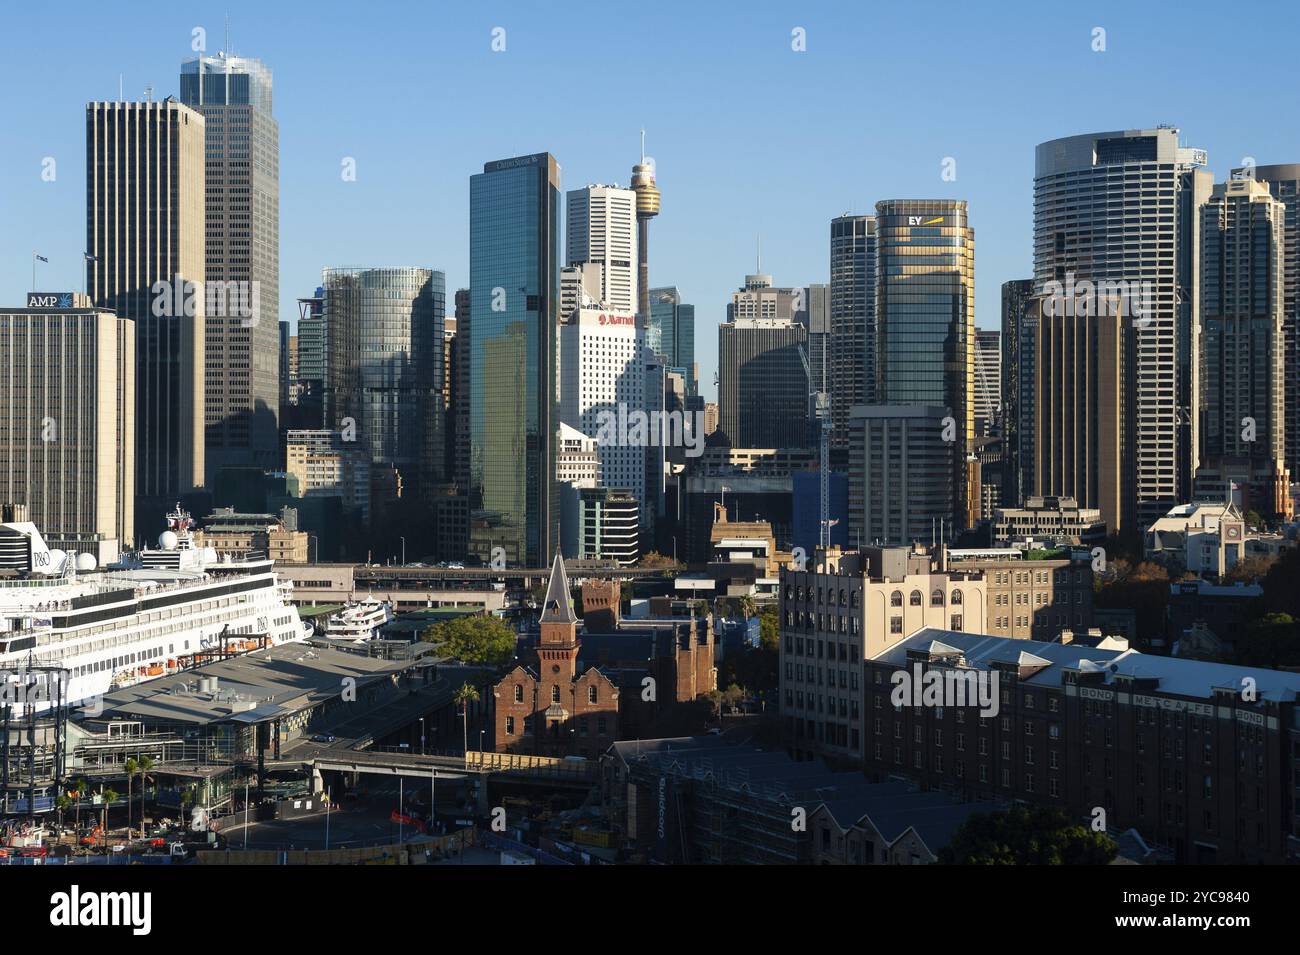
left=798, top=344, right=835, bottom=549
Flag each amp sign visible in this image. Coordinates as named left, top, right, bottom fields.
left=26, top=292, right=74, bottom=309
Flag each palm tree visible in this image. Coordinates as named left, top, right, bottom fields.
left=73, top=779, right=87, bottom=834
left=101, top=787, right=119, bottom=851
left=137, top=755, right=154, bottom=835
left=124, top=758, right=138, bottom=838
left=453, top=682, right=480, bottom=756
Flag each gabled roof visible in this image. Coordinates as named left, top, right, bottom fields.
left=539, top=552, right=577, bottom=625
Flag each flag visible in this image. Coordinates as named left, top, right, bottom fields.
left=34, top=254, right=48, bottom=264
left=84, top=252, right=99, bottom=262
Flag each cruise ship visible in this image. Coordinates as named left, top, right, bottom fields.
left=0, top=506, right=308, bottom=711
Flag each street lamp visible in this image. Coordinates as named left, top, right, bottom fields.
left=419, top=718, right=426, bottom=756
left=309, top=535, right=319, bottom=564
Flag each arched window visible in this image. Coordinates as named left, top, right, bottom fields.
left=851, top=590, right=860, bottom=608
left=951, top=590, right=963, bottom=605
left=910, top=590, right=922, bottom=607
left=890, top=591, right=903, bottom=608
left=839, top=589, right=847, bottom=606
left=551, top=685, right=560, bottom=704
left=931, top=589, right=944, bottom=607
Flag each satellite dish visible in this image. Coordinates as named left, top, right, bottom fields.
left=159, top=530, right=179, bottom=550
left=75, top=553, right=97, bottom=572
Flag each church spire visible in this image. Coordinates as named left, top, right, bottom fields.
left=539, top=551, right=576, bottom=626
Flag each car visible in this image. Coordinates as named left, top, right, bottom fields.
left=310, top=733, right=337, bottom=743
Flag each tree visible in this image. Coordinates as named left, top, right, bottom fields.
left=638, top=551, right=681, bottom=576
left=939, top=806, right=1118, bottom=865
left=758, top=606, right=780, bottom=652
left=422, top=615, right=516, bottom=667
left=101, top=787, right=119, bottom=851
left=72, top=778, right=87, bottom=834
left=125, top=758, right=138, bottom=838
left=721, top=683, right=744, bottom=715
left=453, top=682, right=481, bottom=755
left=1095, top=559, right=1170, bottom=646
left=137, top=755, right=155, bottom=834
left=1224, top=554, right=1277, bottom=583
left=1234, top=613, right=1300, bottom=668
left=55, top=793, right=72, bottom=829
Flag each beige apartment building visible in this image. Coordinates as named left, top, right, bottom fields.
left=195, top=508, right=307, bottom=564
left=285, top=429, right=372, bottom=523
left=942, top=549, right=1094, bottom=640
left=0, top=297, right=135, bottom=563
left=778, top=545, right=986, bottom=764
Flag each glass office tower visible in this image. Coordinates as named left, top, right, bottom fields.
left=649, top=286, right=696, bottom=396
left=829, top=214, right=878, bottom=451
left=323, top=268, right=445, bottom=496
left=468, top=153, right=561, bottom=566
left=875, top=199, right=976, bottom=529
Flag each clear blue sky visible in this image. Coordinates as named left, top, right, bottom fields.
left=2, top=0, right=1297, bottom=401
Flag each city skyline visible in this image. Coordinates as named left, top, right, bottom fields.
left=6, top=1, right=1300, bottom=403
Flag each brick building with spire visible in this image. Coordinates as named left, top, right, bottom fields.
left=492, top=553, right=621, bottom=758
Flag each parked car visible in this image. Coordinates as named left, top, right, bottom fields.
left=310, top=733, right=337, bottom=743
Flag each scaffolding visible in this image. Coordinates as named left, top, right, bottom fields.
left=0, top=665, right=70, bottom=819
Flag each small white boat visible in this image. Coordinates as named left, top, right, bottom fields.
left=324, top=599, right=394, bottom=642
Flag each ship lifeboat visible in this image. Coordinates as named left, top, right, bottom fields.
left=146, top=664, right=163, bottom=676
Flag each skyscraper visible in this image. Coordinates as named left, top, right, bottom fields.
left=848, top=405, right=957, bottom=547
left=1195, top=177, right=1289, bottom=514
left=648, top=286, right=697, bottom=396
left=973, top=329, right=1001, bottom=437
left=323, top=267, right=445, bottom=501
left=1238, top=163, right=1300, bottom=482
left=289, top=287, right=325, bottom=431
left=0, top=296, right=135, bottom=562
left=829, top=214, right=878, bottom=450
left=468, top=153, right=561, bottom=566
left=1000, top=278, right=1036, bottom=509
left=558, top=305, right=646, bottom=536
left=180, top=53, right=280, bottom=485
left=718, top=275, right=808, bottom=450
left=874, top=199, right=977, bottom=530
left=1034, top=129, right=1212, bottom=528
left=1034, top=296, right=1125, bottom=534
left=566, top=185, right=637, bottom=315
left=452, top=288, right=471, bottom=493
left=86, top=99, right=206, bottom=537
